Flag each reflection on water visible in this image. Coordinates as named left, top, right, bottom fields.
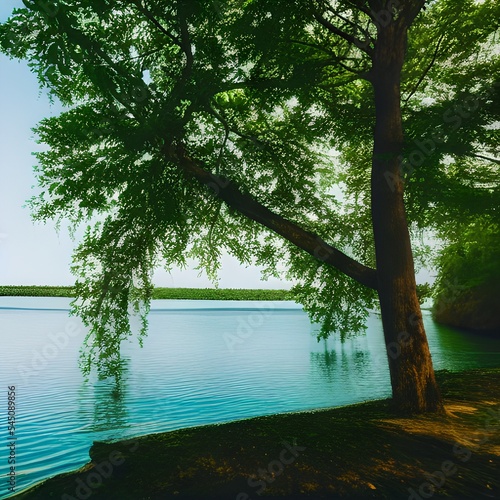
left=0, top=299, right=498, bottom=498
left=425, top=316, right=500, bottom=370
left=310, top=342, right=372, bottom=385
left=310, top=341, right=337, bottom=381
left=308, top=315, right=390, bottom=404
left=77, top=359, right=130, bottom=434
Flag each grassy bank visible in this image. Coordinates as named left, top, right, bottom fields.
left=11, top=368, right=500, bottom=500
left=0, top=285, right=434, bottom=303
left=0, top=285, right=291, bottom=301
left=0, top=285, right=76, bottom=297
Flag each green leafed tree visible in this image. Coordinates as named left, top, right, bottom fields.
left=433, top=217, right=500, bottom=332
left=1, top=0, right=498, bottom=413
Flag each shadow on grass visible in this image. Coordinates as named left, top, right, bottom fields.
left=12, top=368, right=500, bottom=500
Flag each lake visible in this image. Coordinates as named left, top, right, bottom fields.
left=1, top=297, right=499, bottom=498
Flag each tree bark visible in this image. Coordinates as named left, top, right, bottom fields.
left=169, top=4, right=443, bottom=415
left=370, top=23, right=444, bottom=414
left=168, top=143, right=378, bottom=289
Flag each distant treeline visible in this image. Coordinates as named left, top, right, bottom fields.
left=0, top=286, right=75, bottom=297
left=0, top=286, right=292, bottom=301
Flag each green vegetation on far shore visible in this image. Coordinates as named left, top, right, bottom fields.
left=11, top=368, right=500, bottom=499
left=0, top=285, right=292, bottom=301
left=0, top=285, right=76, bottom=298
left=0, top=285, right=436, bottom=303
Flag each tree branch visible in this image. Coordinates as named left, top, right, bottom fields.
left=313, top=12, right=373, bottom=56
left=177, top=1, right=194, bottom=81
left=398, top=0, right=428, bottom=27
left=289, top=38, right=338, bottom=57
left=123, top=46, right=165, bottom=62
left=325, top=5, right=373, bottom=43
left=403, top=32, right=446, bottom=105
left=344, top=0, right=374, bottom=20
left=131, top=0, right=181, bottom=46
left=462, top=152, right=500, bottom=165
left=289, top=39, right=367, bottom=76
left=167, top=143, right=378, bottom=290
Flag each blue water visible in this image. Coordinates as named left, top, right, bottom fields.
left=0, top=297, right=499, bottom=498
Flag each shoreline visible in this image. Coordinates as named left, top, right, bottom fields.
left=0, top=285, right=292, bottom=301
left=9, top=368, right=500, bottom=499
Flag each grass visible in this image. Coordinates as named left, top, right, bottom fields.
left=11, top=368, right=500, bottom=500
left=0, top=286, right=292, bottom=301
left=152, top=288, right=292, bottom=301
left=0, top=285, right=432, bottom=303
left=0, top=285, right=76, bottom=297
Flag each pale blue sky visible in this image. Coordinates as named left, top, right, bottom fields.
left=0, top=1, right=291, bottom=288
left=0, top=3, right=432, bottom=289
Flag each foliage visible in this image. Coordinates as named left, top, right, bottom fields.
left=152, top=287, right=291, bottom=301
left=433, top=217, right=500, bottom=299
left=415, top=283, right=433, bottom=304
left=12, top=368, right=500, bottom=499
left=0, top=0, right=498, bottom=377
left=0, top=285, right=291, bottom=301
left=0, top=285, right=76, bottom=297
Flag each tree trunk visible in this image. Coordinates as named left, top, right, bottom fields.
left=370, top=24, right=444, bottom=414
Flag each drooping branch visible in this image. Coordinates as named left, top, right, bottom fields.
left=167, top=143, right=378, bottom=290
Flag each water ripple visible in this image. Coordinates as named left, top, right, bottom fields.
left=1, top=300, right=499, bottom=499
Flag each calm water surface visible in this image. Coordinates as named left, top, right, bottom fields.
left=0, top=297, right=499, bottom=497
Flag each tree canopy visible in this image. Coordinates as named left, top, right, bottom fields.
left=432, top=215, right=500, bottom=331
left=1, top=0, right=499, bottom=380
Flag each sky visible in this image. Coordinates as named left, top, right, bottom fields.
left=0, top=2, right=433, bottom=289
left=0, top=1, right=293, bottom=288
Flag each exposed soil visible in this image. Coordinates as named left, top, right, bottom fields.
left=11, top=368, right=500, bottom=500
